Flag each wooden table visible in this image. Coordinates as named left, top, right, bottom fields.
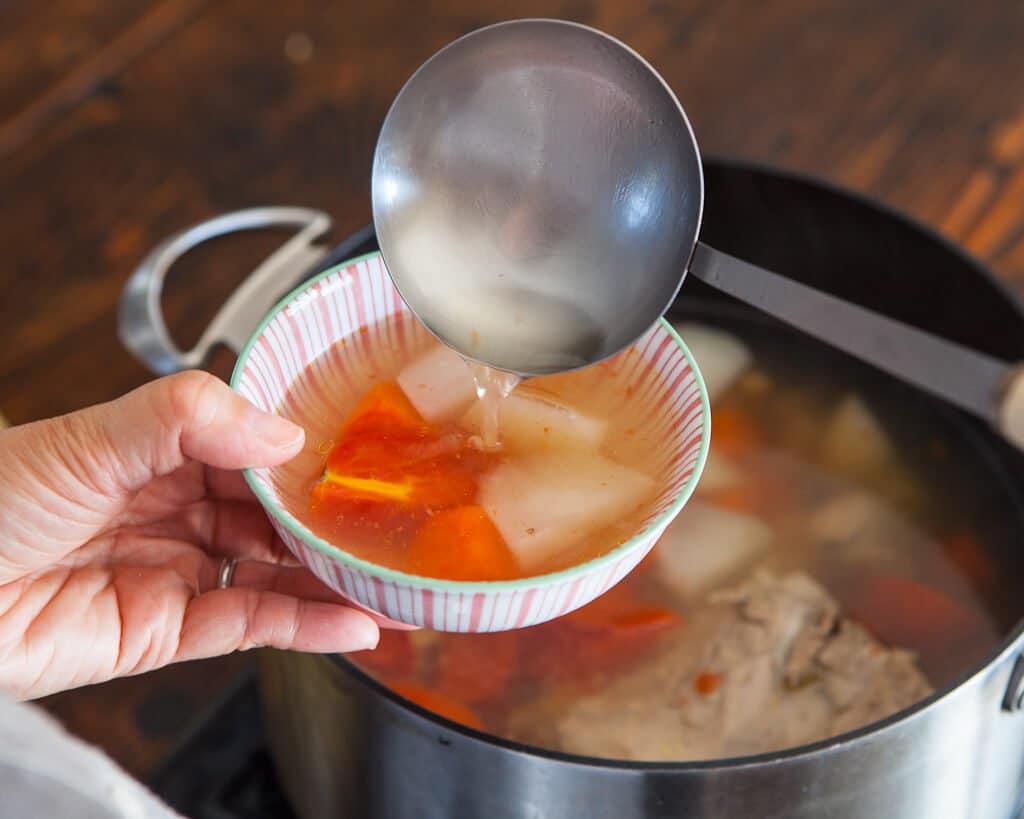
left=4, top=0, right=1024, bottom=780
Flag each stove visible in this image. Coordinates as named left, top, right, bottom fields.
left=149, top=672, right=296, bottom=819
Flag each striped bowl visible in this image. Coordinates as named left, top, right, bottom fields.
left=232, top=252, right=710, bottom=631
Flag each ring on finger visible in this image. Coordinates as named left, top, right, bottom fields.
left=217, top=556, right=238, bottom=590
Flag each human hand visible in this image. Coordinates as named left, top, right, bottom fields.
left=0, top=371, right=380, bottom=700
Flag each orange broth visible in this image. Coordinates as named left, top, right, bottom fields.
left=273, top=311, right=667, bottom=580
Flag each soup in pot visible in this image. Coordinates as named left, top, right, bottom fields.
left=342, top=317, right=1009, bottom=762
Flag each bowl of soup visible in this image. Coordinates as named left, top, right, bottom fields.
left=230, top=251, right=710, bottom=630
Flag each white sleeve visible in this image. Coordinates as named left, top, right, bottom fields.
left=0, top=692, right=183, bottom=819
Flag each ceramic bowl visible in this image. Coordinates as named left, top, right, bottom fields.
left=232, top=252, right=710, bottom=631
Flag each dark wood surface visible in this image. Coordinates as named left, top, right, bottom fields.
left=4, top=0, right=1024, bottom=780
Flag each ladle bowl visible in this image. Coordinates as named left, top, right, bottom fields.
left=372, top=19, right=701, bottom=377
left=372, top=19, right=1024, bottom=450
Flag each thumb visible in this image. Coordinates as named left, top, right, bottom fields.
left=61, top=370, right=304, bottom=496
left=0, top=371, right=303, bottom=577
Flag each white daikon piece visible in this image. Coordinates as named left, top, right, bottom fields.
left=809, top=491, right=918, bottom=573
left=654, top=501, right=773, bottom=599
left=820, top=394, right=893, bottom=477
left=695, top=450, right=743, bottom=495
left=462, top=388, right=607, bottom=453
left=480, top=454, right=656, bottom=570
left=397, top=344, right=477, bottom=423
left=671, top=323, right=752, bottom=404
left=809, top=492, right=878, bottom=543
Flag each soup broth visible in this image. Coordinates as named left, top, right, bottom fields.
left=339, top=316, right=1009, bottom=762
left=272, top=311, right=672, bottom=579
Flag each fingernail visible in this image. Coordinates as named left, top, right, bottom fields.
left=245, top=406, right=304, bottom=450
left=351, top=616, right=380, bottom=651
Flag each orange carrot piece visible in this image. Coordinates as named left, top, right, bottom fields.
left=390, top=682, right=485, bottom=731
left=846, top=574, right=986, bottom=654
left=337, top=381, right=426, bottom=439
left=566, top=582, right=681, bottom=633
left=704, top=485, right=760, bottom=514
left=711, top=407, right=760, bottom=455
left=694, top=670, right=722, bottom=696
left=309, top=382, right=491, bottom=555
left=406, top=506, right=520, bottom=581
left=520, top=584, right=681, bottom=685
left=614, top=607, right=680, bottom=630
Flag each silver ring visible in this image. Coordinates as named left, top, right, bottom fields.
left=217, top=557, right=238, bottom=590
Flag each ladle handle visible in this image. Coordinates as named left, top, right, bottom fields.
left=998, top=367, right=1024, bottom=451
left=689, top=242, right=1024, bottom=450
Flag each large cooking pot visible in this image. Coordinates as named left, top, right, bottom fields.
left=120, top=160, right=1024, bottom=819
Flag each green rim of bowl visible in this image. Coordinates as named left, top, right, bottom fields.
left=231, top=252, right=711, bottom=594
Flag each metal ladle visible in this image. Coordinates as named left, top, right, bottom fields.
left=372, top=18, right=1024, bottom=451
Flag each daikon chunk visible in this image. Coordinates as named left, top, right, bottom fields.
left=480, top=454, right=656, bottom=570
left=672, top=323, right=752, bottom=404
left=810, top=492, right=878, bottom=543
left=820, top=395, right=893, bottom=477
left=463, top=388, right=606, bottom=453
left=397, top=345, right=477, bottom=423
left=809, top=492, right=917, bottom=573
left=695, top=450, right=743, bottom=495
left=654, top=501, right=772, bottom=599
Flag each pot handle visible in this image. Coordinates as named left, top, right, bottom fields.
left=118, top=207, right=332, bottom=375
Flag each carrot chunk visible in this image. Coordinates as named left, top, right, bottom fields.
left=566, top=582, right=680, bottom=633
left=390, top=682, right=485, bottom=731
left=308, top=381, right=497, bottom=564
left=694, top=670, right=722, bottom=696
left=711, top=407, right=760, bottom=455
left=336, top=381, right=427, bottom=440
left=520, top=584, right=681, bottom=686
left=407, top=506, right=519, bottom=581
left=846, top=574, right=986, bottom=656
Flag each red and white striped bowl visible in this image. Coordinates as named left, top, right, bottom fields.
left=232, top=252, right=710, bottom=632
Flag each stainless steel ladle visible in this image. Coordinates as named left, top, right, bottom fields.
left=371, top=18, right=1024, bottom=451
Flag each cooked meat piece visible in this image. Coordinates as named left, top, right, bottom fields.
left=522, top=571, right=931, bottom=762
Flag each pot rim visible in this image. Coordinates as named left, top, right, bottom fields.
left=326, top=157, right=1024, bottom=771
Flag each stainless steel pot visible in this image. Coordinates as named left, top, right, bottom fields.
left=120, top=160, right=1024, bottom=819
